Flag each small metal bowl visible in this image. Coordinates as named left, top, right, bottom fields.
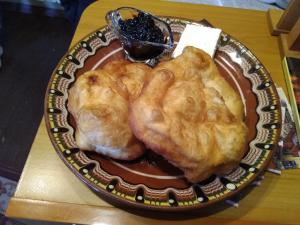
left=105, top=7, right=174, bottom=66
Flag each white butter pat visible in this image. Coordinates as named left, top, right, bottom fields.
left=172, top=24, right=222, bottom=58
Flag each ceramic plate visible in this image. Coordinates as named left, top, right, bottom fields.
left=44, top=18, right=281, bottom=212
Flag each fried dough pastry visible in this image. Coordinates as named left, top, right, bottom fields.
left=68, top=60, right=151, bottom=160
left=129, top=47, right=248, bottom=182
left=103, top=59, right=153, bottom=100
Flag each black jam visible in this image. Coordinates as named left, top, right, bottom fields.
left=123, top=43, right=164, bottom=61
left=118, top=12, right=165, bottom=60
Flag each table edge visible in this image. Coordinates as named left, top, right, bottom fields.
left=5, top=197, right=293, bottom=225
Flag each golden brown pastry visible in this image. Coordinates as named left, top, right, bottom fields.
left=129, top=46, right=248, bottom=182
left=103, top=59, right=153, bottom=100
left=68, top=60, right=151, bottom=160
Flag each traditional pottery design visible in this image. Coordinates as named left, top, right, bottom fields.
left=44, top=18, right=281, bottom=211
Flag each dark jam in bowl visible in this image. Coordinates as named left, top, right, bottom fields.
left=123, top=43, right=164, bottom=60
left=118, top=12, right=166, bottom=60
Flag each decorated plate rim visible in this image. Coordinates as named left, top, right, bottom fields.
left=44, top=16, right=281, bottom=212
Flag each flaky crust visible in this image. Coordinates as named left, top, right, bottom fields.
left=68, top=61, right=151, bottom=160
left=129, top=47, right=248, bottom=182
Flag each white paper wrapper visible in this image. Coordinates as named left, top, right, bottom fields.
left=172, top=24, right=221, bottom=58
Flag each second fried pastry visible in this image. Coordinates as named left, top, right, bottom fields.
left=129, top=47, right=248, bottom=182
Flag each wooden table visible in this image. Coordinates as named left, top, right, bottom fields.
left=6, top=1, right=300, bottom=224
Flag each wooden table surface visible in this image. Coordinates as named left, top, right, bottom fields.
left=6, top=1, right=300, bottom=224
